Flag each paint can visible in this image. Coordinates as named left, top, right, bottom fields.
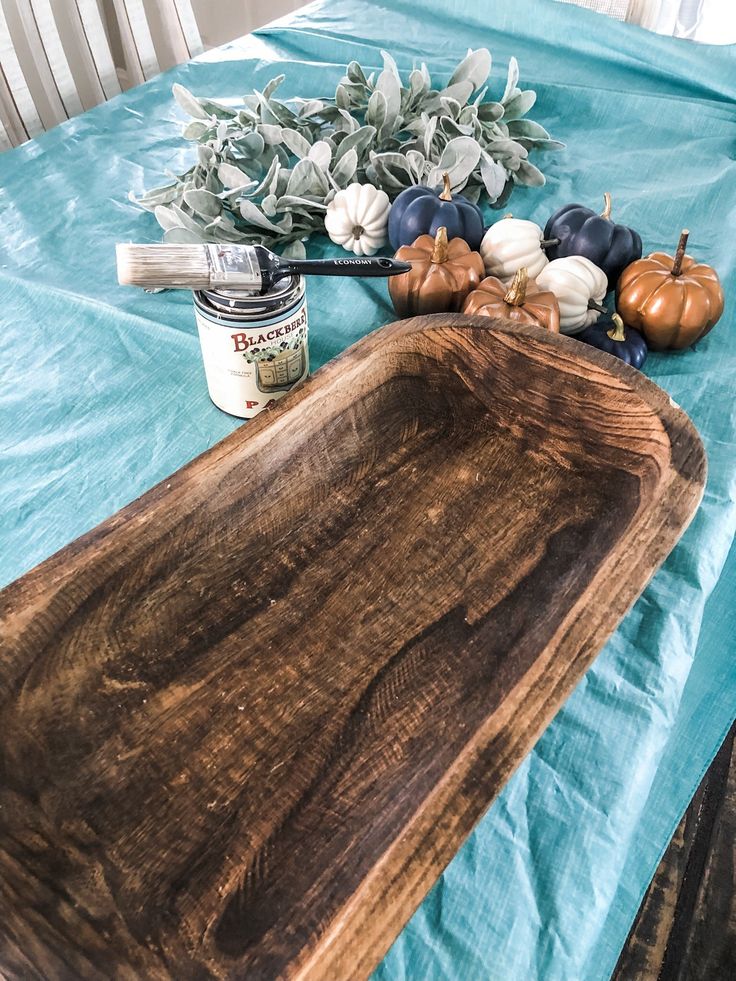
left=193, top=275, right=308, bottom=419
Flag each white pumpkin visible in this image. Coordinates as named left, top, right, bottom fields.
left=480, top=216, right=549, bottom=282
left=536, top=255, right=608, bottom=334
left=324, top=183, right=391, bottom=256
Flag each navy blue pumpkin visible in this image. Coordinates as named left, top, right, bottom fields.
left=577, top=313, right=648, bottom=369
left=388, top=173, right=484, bottom=251
left=543, top=193, right=642, bottom=292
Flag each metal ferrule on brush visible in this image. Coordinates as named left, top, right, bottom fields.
left=204, top=245, right=262, bottom=290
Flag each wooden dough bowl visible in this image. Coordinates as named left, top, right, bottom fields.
left=0, top=315, right=705, bottom=980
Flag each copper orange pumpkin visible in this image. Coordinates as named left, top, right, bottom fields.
left=616, top=230, right=724, bottom=351
left=388, top=226, right=485, bottom=317
left=462, top=267, right=560, bottom=333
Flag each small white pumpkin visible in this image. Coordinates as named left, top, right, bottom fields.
left=480, top=216, right=549, bottom=282
left=536, top=255, right=608, bottom=334
left=324, top=183, right=391, bottom=256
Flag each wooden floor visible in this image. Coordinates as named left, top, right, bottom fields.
left=613, top=719, right=736, bottom=980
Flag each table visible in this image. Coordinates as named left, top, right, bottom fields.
left=1, top=1, right=734, bottom=977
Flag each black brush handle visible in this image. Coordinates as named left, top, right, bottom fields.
left=277, top=256, right=412, bottom=280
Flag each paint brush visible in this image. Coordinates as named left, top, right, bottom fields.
left=116, top=243, right=412, bottom=293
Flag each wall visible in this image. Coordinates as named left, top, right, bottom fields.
left=190, top=0, right=307, bottom=48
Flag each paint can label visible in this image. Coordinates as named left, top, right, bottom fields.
left=194, top=295, right=309, bottom=419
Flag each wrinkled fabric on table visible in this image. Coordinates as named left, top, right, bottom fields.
left=1, top=1, right=735, bottom=978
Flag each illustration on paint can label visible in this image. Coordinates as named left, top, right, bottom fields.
left=194, top=282, right=308, bottom=419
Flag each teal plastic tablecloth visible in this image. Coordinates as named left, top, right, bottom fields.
left=1, top=1, right=735, bottom=978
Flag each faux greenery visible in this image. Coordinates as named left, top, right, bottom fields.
left=133, top=49, right=563, bottom=258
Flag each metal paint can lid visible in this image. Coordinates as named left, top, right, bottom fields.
left=197, top=275, right=304, bottom=320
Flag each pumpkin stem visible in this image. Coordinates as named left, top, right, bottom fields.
left=431, top=226, right=449, bottom=263
left=540, top=237, right=559, bottom=248
left=504, top=267, right=528, bottom=306
left=439, top=172, right=453, bottom=201
left=671, top=229, right=689, bottom=277
left=606, top=313, right=626, bottom=342
left=601, top=192, right=612, bottom=220
left=503, top=212, right=513, bottom=219
left=588, top=299, right=607, bottom=315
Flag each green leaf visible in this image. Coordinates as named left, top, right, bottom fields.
left=263, top=74, right=286, bottom=100
left=277, top=195, right=329, bottom=211
left=171, top=203, right=207, bottom=234
left=477, top=100, right=504, bottom=122
left=257, top=124, right=283, bottom=145
left=256, top=91, right=282, bottom=126
left=308, top=140, right=332, bottom=170
left=331, top=147, right=358, bottom=185
left=154, top=205, right=183, bottom=231
left=346, top=61, right=367, bottom=85
left=333, top=108, right=360, bottom=134
left=182, top=120, right=211, bottom=140
left=405, top=149, right=426, bottom=182
left=448, top=48, right=491, bottom=91
left=423, top=116, right=437, bottom=157
left=238, top=131, right=265, bottom=158
left=366, top=90, right=387, bottom=132
left=281, top=239, right=307, bottom=259
left=251, top=156, right=281, bottom=197
left=164, top=226, right=204, bottom=244
left=286, top=158, right=327, bottom=197
left=172, top=83, right=208, bottom=119
left=506, top=118, right=550, bottom=140
left=212, top=223, right=248, bottom=243
left=239, top=199, right=286, bottom=233
left=199, top=98, right=237, bottom=119
left=503, top=90, right=537, bottom=120
left=333, top=125, right=374, bottom=166
left=376, top=68, right=401, bottom=125
left=462, top=185, right=481, bottom=204
left=183, top=188, right=221, bottom=218
left=480, top=152, right=507, bottom=202
left=502, top=57, right=520, bottom=104
left=486, top=138, right=528, bottom=160
left=439, top=81, right=474, bottom=106
left=281, top=127, right=312, bottom=159
left=513, top=159, right=545, bottom=186
left=204, top=169, right=223, bottom=194
left=133, top=183, right=182, bottom=210
left=197, top=145, right=216, bottom=167
left=381, top=49, right=400, bottom=79
left=515, top=137, right=566, bottom=152
left=218, top=162, right=252, bottom=189
left=298, top=99, right=326, bottom=118
left=409, top=69, right=427, bottom=100
left=427, top=135, right=481, bottom=190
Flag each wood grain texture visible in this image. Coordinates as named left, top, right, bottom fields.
left=0, top=315, right=706, bottom=980
left=614, top=719, right=736, bottom=981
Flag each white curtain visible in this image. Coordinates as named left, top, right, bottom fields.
left=557, top=0, right=736, bottom=42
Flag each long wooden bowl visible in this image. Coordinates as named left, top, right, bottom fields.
left=0, top=315, right=705, bottom=980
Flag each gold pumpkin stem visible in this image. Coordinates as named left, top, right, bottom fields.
left=431, top=226, right=449, bottom=263
left=504, top=267, right=528, bottom=306
left=671, top=229, right=689, bottom=277
left=606, top=313, right=626, bottom=342
left=601, top=192, right=612, bottom=220
left=439, top=172, right=453, bottom=201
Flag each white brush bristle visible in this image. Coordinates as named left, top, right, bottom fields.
left=116, top=244, right=212, bottom=289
